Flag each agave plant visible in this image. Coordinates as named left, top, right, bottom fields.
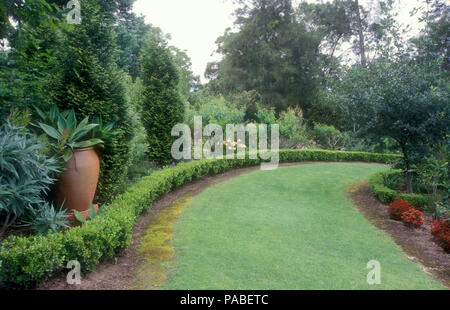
left=26, top=202, right=70, bottom=236
left=73, top=202, right=106, bottom=224
left=91, top=116, right=116, bottom=143
left=34, top=105, right=108, bottom=162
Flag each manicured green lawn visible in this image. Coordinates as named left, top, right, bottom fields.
left=162, top=163, right=444, bottom=290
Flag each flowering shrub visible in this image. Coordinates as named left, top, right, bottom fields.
left=401, top=209, right=424, bottom=228
left=388, top=198, right=414, bottom=220
left=430, top=220, right=450, bottom=252
left=223, top=138, right=247, bottom=153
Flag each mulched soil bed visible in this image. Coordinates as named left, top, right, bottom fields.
left=348, top=182, right=450, bottom=289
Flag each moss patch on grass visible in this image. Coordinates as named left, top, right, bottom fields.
left=347, top=181, right=368, bottom=194
left=131, top=196, right=193, bottom=290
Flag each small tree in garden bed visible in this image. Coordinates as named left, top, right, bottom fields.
left=337, top=58, right=449, bottom=193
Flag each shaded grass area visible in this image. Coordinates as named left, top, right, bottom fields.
left=163, top=163, right=444, bottom=290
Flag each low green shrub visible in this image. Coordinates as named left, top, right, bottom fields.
left=311, top=123, right=348, bottom=150
left=0, top=149, right=399, bottom=288
left=382, top=171, right=404, bottom=191
left=189, top=96, right=245, bottom=130
left=0, top=233, right=65, bottom=288
left=369, top=170, right=436, bottom=210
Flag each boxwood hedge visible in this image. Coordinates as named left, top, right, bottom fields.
left=0, top=149, right=399, bottom=288
left=369, top=169, right=436, bottom=210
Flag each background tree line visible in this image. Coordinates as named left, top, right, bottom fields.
left=0, top=0, right=448, bottom=199
left=201, top=0, right=448, bottom=194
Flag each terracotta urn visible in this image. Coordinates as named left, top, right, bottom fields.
left=56, top=147, right=100, bottom=213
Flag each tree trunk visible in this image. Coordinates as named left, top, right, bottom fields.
left=432, top=176, right=439, bottom=195
left=0, top=212, right=16, bottom=238
left=400, top=143, right=414, bottom=194
left=405, top=171, right=414, bottom=194
left=354, top=0, right=367, bottom=67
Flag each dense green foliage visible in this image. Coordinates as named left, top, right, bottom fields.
left=369, top=170, right=436, bottom=210
left=0, top=149, right=398, bottom=288
left=207, top=0, right=322, bottom=115
left=336, top=57, right=449, bottom=192
left=0, top=0, right=62, bottom=121
left=0, top=0, right=198, bottom=204
left=0, top=0, right=143, bottom=204
left=311, top=123, right=348, bottom=150
left=49, top=0, right=134, bottom=203
left=170, top=46, right=202, bottom=107
left=412, top=0, right=450, bottom=72
left=277, top=107, right=313, bottom=149
left=185, top=96, right=244, bottom=130
left=140, top=33, right=185, bottom=166
left=114, top=12, right=152, bottom=81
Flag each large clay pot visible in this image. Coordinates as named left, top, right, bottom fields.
left=56, top=147, right=100, bottom=213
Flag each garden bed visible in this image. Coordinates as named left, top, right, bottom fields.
left=349, top=182, right=449, bottom=288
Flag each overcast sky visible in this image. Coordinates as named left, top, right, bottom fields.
left=133, top=0, right=425, bottom=82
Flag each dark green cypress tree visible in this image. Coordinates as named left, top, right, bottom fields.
left=140, top=33, right=185, bottom=166
left=50, top=0, right=133, bottom=203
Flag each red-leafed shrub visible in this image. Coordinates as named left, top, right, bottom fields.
left=388, top=198, right=414, bottom=220
left=430, top=220, right=450, bottom=253
left=401, top=209, right=424, bottom=228
left=430, top=220, right=441, bottom=235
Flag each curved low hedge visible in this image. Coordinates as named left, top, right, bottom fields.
left=0, top=149, right=399, bottom=288
left=369, top=170, right=435, bottom=210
